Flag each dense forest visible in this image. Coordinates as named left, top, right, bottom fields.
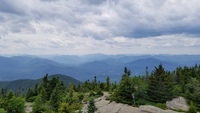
left=0, top=64, right=200, bottom=113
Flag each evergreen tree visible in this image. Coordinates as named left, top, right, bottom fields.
left=7, top=96, right=25, bottom=113
left=0, top=88, right=7, bottom=98
left=26, top=88, right=35, bottom=102
left=50, top=88, right=61, bottom=111
left=32, top=95, right=47, bottom=113
left=47, top=77, right=58, bottom=100
left=186, top=78, right=200, bottom=108
left=34, top=83, right=39, bottom=96
left=111, top=67, right=135, bottom=105
left=87, top=98, right=97, bottom=113
left=49, top=80, right=66, bottom=111
left=58, top=102, right=71, bottom=113
left=68, top=83, right=74, bottom=104
left=106, top=76, right=110, bottom=91
left=131, top=76, right=148, bottom=102
left=94, top=76, right=97, bottom=85
left=147, top=64, right=174, bottom=103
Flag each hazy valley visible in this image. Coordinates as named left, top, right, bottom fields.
left=1, top=54, right=200, bottom=82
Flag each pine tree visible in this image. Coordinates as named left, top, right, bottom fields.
left=50, top=86, right=62, bottom=111
left=68, top=83, right=74, bottom=104
left=186, top=78, right=200, bottom=108
left=7, top=96, right=25, bottom=113
left=147, top=64, right=174, bottom=103
left=111, top=67, right=135, bottom=105
left=26, top=88, right=35, bottom=102
left=87, top=98, right=97, bottom=113
left=106, top=76, right=110, bottom=91
left=1, top=88, right=7, bottom=97
left=46, top=76, right=59, bottom=100
left=32, top=95, right=46, bottom=113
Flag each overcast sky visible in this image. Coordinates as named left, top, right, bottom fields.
left=0, top=0, right=200, bottom=55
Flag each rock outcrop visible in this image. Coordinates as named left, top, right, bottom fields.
left=139, top=105, right=182, bottom=113
left=166, top=96, right=189, bottom=111
left=82, top=93, right=187, bottom=113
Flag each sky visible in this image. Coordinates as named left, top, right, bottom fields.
left=0, top=0, right=200, bottom=55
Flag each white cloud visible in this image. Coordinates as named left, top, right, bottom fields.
left=0, top=0, right=200, bottom=55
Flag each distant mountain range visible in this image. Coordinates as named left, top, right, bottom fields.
left=0, top=74, right=82, bottom=92
left=0, top=54, right=200, bottom=82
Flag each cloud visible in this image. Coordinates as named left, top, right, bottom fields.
left=0, top=0, right=200, bottom=55
left=81, top=0, right=106, bottom=5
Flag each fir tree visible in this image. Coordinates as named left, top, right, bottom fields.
left=87, top=98, right=97, bottom=113
left=106, top=76, right=110, bottom=91
left=111, top=67, right=135, bottom=105
left=147, top=64, right=174, bottom=103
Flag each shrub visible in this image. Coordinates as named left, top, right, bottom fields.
left=88, top=98, right=97, bottom=113
left=89, top=92, right=95, bottom=97
left=26, top=96, right=37, bottom=102
left=96, top=90, right=103, bottom=96
left=78, top=94, right=84, bottom=101
left=0, top=108, right=6, bottom=113
left=155, top=103, right=166, bottom=110
left=187, top=103, right=197, bottom=113
left=135, top=99, right=147, bottom=106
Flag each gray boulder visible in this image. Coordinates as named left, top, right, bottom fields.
left=166, top=96, right=189, bottom=111
left=139, top=105, right=182, bottom=113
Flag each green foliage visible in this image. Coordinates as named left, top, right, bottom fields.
left=0, top=98, right=4, bottom=108
left=0, top=74, right=81, bottom=95
left=58, top=102, right=71, bottom=113
left=0, top=90, right=26, bottom=113
left=58, top=102, right=82, bottom=113
left=0, top=88, right=7, bottom=98
left=105, top=76, right=110, bottom=91
left=187, top=101, right=197, bottom=113
left=96, top=89, right=103, bottom=96
left=185, top=78, right=200, bottom=108
left=171, top=85, right=183, bottom=97
left=31, top=75, right=70, bottom=112
left=32, top=95, right=47, bottom=113
left=0, top=108, right=6, bottom=113
left=187, top=108, right=196, bottom=113
left=89, top=92, right=96, bottom=97
left=154, top=103, right=166, bottom=110
left=59, top=91, right=83, bottom=112
left=131, top=76, right=148, bottom=103
left=78, top=94, right=84, bottom=101
left=87, top=98, right=97, bottom=113
left=147, top=64, right=174, bottom=103
left=109, top=64, right=200, bottom=110
left=26, top=88, right=35, bottom=102
left=26, top=96, right=37, bottom=102
left=49, top=88, right=62, bottom=111
left=111, top=67, right=135, bottom=105
left=26, top=74, right=85, bottom=112
left=7, top=96, right=25, bottom=113
left=134, top=99, right=148, bottom=106
left=27, top=64, right=200, bottom=111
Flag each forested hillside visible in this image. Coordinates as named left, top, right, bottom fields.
left=0, top=74, right=82, bottom=93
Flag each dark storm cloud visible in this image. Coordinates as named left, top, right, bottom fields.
left=81, top=0, right=106, bottom=5
left=0, top=0, right=26, bottom=15
left=1, top=0, right=200, bottom=39
left=127, top=26, right=200, bottom=38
